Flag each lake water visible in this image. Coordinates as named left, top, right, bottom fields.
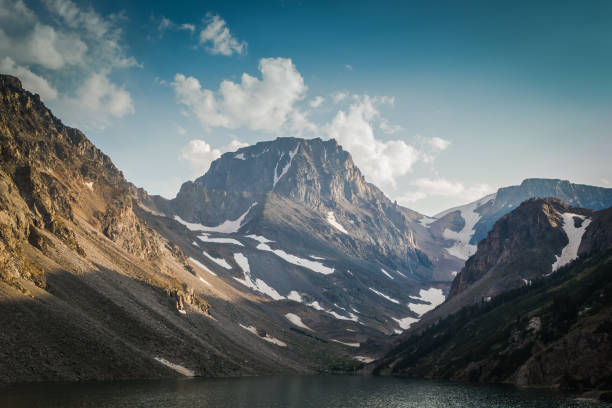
left=0, top=375, right=607, bottom=408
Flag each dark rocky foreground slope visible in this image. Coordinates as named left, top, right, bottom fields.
left=376, top=201, right=612, bottom=396
left=0, top=74, right=362, bottom=383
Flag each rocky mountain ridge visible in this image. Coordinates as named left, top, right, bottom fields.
left=375, top=200, right=612, bottom=396
left=0, top=74, right=362, bottom=383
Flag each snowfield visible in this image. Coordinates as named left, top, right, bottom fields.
left=285, top=313, right=313, bottom=331
left=189, top=257, right=217, bottom=276
left=326, top=211, right=348, bottom=234
left=551, top=213, right=591, bottom=272
left=247, top=235, right=334, bottom=275
left=408, top=287, right=445, bottom=316
left=419, top=216, right=437, bottom=227
left=392, top=316, right=419, bottom=330
left=197, top=233, right=244, bottom=246
left=273, top=143, right=300, bottom=188
left=380, top=268, right=394, bottom=280
left=154, top=357, right=195, bottom=377
left=239, top=324, right=287, bottom=347
left=202, top=251, right=232, bottom=269
left=287, top=290, right=303, bottom=302
left=369, top=288, right=400, bottom=304
left=233, top=253, right=285, bottom=300
left=174, top=203, right=256, bottom=234
left=439, top=194, right=496, bottom=260
left=331, top=339, right=360, bottom=347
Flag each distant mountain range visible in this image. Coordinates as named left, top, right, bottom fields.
left=420, top=178, right=612, bottom=279
left=375, top=199, right=612, bottom=394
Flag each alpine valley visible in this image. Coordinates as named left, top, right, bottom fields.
left=1, top=74, right=612, bottom=399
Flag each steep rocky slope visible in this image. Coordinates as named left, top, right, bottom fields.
left=423, top=179, right=612, bottom=268
left=375, top=202, right=612, bottom=396
left=418, top=198, right=599, bottom=323
left=0, top=74, right=356, bottom=383
left=143, top=137, right=450, bottom=338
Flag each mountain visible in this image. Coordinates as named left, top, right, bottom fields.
left=421, top=179, right=612, bottom=278
left=418, top=198, right=604, bottom=322
left=0, top=74, right=363, bottom=383
left=375, top=202, right=612, bottom=396
left=143, top=137, right=453, bottom=340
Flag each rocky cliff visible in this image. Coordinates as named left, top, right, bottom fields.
left=0, top=75, right=357, bottom=383
left=375, top=201, right=612, bottom=397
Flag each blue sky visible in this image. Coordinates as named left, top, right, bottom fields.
left=1, top=0, right=611, bottom=215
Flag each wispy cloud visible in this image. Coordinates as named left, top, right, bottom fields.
left=199, top=14, right=246, bottom=56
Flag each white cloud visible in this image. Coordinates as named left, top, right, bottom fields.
left=379, top=119, right=402, bottom=134
left=179, top=23, right=195, bottom=32
left=332, top=91, right=348, bottom=104
left=398, top=178, right=493, bottom=204
left=325, top=95, right=420, bottom=188
left=172, top=57, right=311, bottom=133
left=58, top=71, right=134, bottom=129
left=177, top=126, right=187, bottom=135
left=0, top=0, right=138, bottom=129
left=0, top=56, right=58, bottom=100
left=180, top=138, right=247, bottom=175
left=428, top=136, right=451, bottom=150
left=199, top=14, right=246, bottom=56
left=309, top=96, right=325, bottom=108
left=345, top=64, right=353, bottom=71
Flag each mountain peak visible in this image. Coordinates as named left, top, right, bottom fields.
left=0, top=74, right=23, bottom=90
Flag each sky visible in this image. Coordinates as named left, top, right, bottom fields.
left=1, top=0, right=611, bottom=215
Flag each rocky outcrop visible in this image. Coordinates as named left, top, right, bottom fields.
left=376, top=246, right=612, bottom=394
left=449, top=198, right=592, bottom=299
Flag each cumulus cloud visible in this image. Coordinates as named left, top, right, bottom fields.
left=172, top=57, right=312, bottom=133
left=332, top=91, right=348, bottom=104
left=58, top=71, right=134, bottom=129
left=309, top=96, right=325, bottom=108
left=199, top=14, right=246, bottom=56
left=180, top=138, right=248, bottom=175
left=325, top=95, right=420, bottom=188
left=398, top=178, right=493, bottom=204
left=0, top=0, right=138, bottom=128
left=0, top=57, right=58, bottom=100
left=344, top=64, right=353, bottom=71
left=428, top=136, right=451, bottom=150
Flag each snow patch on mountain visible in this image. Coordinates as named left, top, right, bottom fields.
left=439, top=194, right=496, bottom=260
left=393, top=316, right=419, bottom=330
left=369, top=288, right=400, bottom=304
left=197, top=233, right=244, bottom=246
left=331, top=339, right=360, bottom=348
left=380, top=268, right=394, bottom=280
left=175, top=203, right=256, bottom=234
left=273, top=143, right=300, bottom=188
left=551, top=213, right=591, bottom=272
left=285, top=313, right=313, bottom=331
left=202, top=251, right=232, bottom=269
left=408, top=288, right=445, bottom=316
left=247, top=235, right=334, bottom=275
left=419, top=216, right=436, bottom=227
left=287, top=290, right=303, bottom=302
left=154, top=357, right=195, bottom=377
left=233, top=253, right=285, bottom=300
left=326, top=211, right=348, bottom=234
left=189, top=257, right=217, bottom=276
left=239, top=324, right=287, bottom=347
